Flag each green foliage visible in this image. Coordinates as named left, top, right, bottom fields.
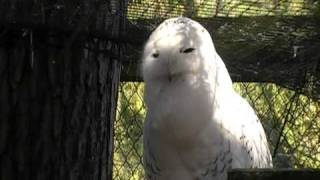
left=127, top=0, right=186, bottom=19
left=127, top=0, right=313, bottom=19
left=113, top=83, right=145, bottom=180
left=313, top=1, right=320, bottom=19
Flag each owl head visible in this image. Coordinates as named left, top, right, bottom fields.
left=142, top=17, right=220, bottom=83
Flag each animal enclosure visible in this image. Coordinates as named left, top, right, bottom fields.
left=114, top=0, right=320, bottom=180
left=0, top=0, right=319, bottom=180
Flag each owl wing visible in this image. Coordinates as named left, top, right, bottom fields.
left=225, top=92, right=273, bottom=168
left=143, top=116, right=161, bottom=180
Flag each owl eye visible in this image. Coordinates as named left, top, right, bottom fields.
left=181, top=48, right=195, bottom=53
left=152, top=52, right=159, bottom=58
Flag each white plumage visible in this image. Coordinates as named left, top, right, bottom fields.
left=142, top=17, right=272, bottom=180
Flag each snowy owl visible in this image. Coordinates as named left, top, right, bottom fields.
left=142, top=17, right=272, bottom=180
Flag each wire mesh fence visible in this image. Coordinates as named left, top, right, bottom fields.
left=127, top=0, right=313, bottom=19
left=113, top=0, right=320, bottom=179
left=113, top=83, right=146, bottom=180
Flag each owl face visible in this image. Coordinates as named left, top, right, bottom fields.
left=142, top=17, right=216, bottom=82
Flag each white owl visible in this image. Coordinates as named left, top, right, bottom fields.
left=142, top=17, right=272, bottom=180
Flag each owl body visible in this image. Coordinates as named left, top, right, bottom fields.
left=142, top=17, right=272, bottom=180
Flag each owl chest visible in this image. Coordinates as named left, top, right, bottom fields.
left=149, top=80, right=215, bottom=139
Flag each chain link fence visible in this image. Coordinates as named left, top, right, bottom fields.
left=113, top=0, right=320, bottom=179
left=113, top=83, right=145, bottom=180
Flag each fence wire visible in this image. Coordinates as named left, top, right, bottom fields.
left=127, top=0, right=314, bottom=19
left=113, top=0, right=320, bottom=179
